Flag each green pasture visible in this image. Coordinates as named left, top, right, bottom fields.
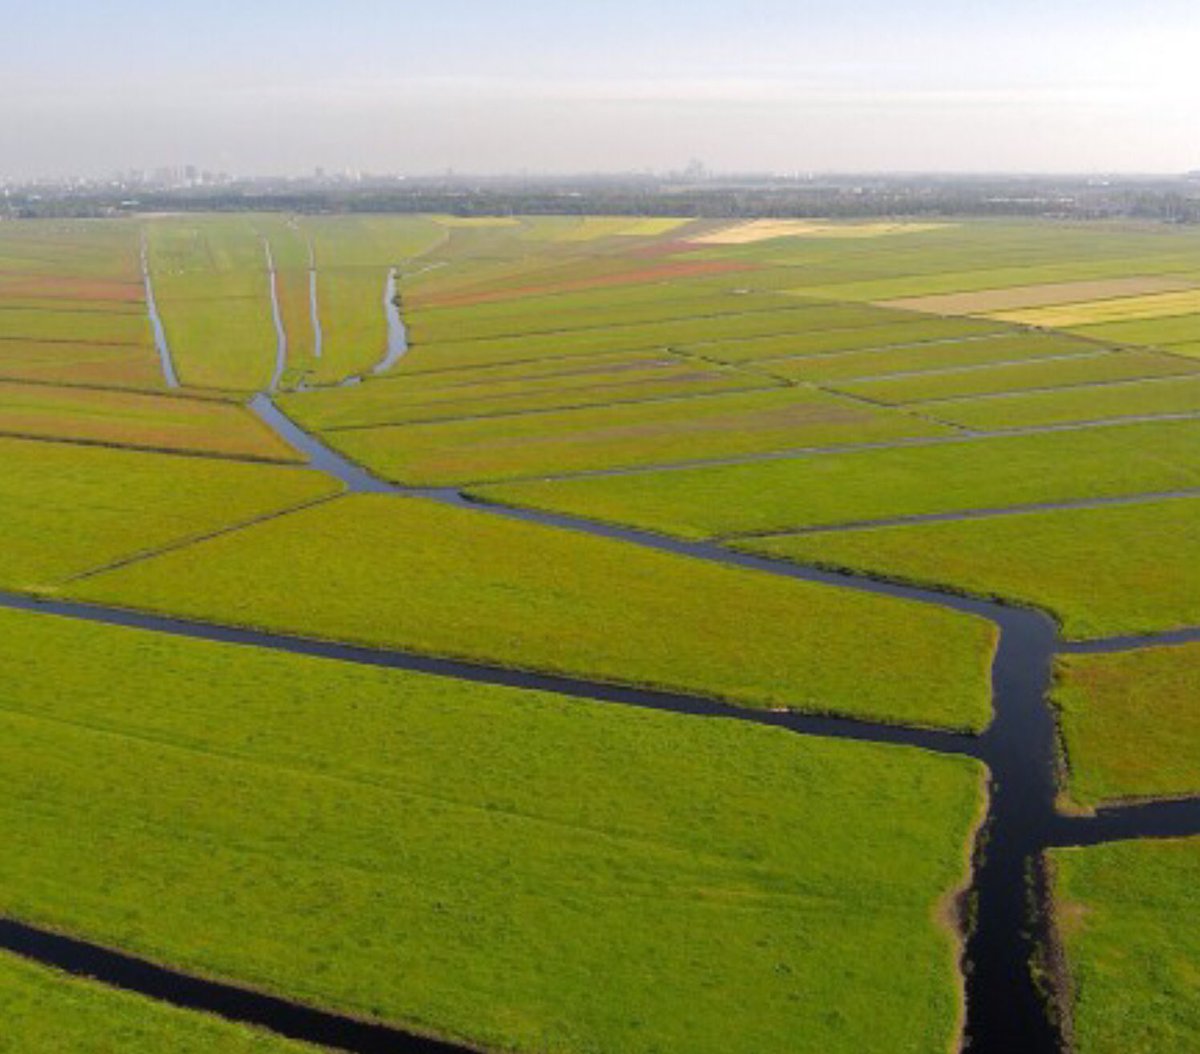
left=737, top=495, right=1200, bottom=639
left=834, top=349, right=1198, bottom=404
left=1054, top=643, right=1200, bottom=809
left=471, top=417, right=1200, bottom=539
left=0, top=607, right=984, bottom=1054
left=762, top=333, right=1095, bottom=383
left=0, top=436, right=336, bottom=589
left=315, top=387, right=950, bottom=484
left=146, top=216, right=278, bottom=391
left=0, top=380, right=302, bottom=460
left=0, top=953, right=310, bottom=1053
left=280, top=355, right=775, bottom=430
left=70, top=493, right=996, bottom=729
left=924, top=375, right=1200, bottom=429
left=691, top=317, right=1008, bottom=363
left=1051, top=838, right=1200, bottom=1054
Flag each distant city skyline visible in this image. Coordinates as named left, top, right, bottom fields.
left=4, top=1, right=1198, bottom=179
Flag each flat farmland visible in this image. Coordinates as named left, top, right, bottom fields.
left=1050, top=838, right=1200, bottom=1054
left=737, top=496, right=1200, bottom=639
left=996, top=287, right=1200, bottom=328
left=0, top=305, right=151, bottom=345
left=1054, top=644, right=1200, bottom=810
left=302, top=215, right=448, bottom=384
left=69, top=494, right=996, bottom=729
left=0, top=381, right=303, bottom=460
left=1072, top=312, right=1200, bottom=350
left=0, top=436, right=335, bottom=588
left=881, top=276, right=1194, bottom=316
left=403, top=305, right=915, bottom=372
left=924, top=374, right=1200, bottom=429
left=146, top=216, right=278, bottom=391
left=1, top=609, right=985, bottom=1054
left=0, top=338, right=163, bottom=388
left=762, top=332, right=1095, bottom=383
left=406, top=289, right=797, bottom=344
left=471, top=417, right=1200, bottom=538
left=313, top=387, right=949, bottom=484
left=688, top=315, right=1009, bottom=363
left=278, top=355, right=777, bottom=429
left=0, top=952, right=310, bottom=1053
left=831, top=348, right=1199, bottom=404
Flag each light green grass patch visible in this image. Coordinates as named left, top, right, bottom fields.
left=69, top=493, right=996, bottom=729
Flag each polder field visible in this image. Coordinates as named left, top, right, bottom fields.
left=0, top=214, right=1198, bottom=1054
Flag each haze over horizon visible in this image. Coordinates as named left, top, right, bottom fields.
left=4, top=0, right=1198, bottom=180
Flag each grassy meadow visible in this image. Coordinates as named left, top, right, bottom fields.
left=1054, top=643, right=1200, bottom=809
left=0, top=953, right=311, bottom=1053
left=472, top=416, right=1200, bottom=538
left=69, top=493, right=997, bottom=729
left=0, top=436, right=337, bottom=588
left=1050, top=838, right=1200, bottom=1054
left=1, top=608, right=985, bottom=1054
left=737, top=496, right=1200, bottom=639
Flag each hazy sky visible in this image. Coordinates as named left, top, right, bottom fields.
left=4, top=0, right=1198, bottom=178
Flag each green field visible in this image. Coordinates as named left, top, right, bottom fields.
left=831, top=349, right=1198, bottom=404
left=1050, top=838, right=1200, bottom=1054
left=0, top=380, right=302, bottom=460
left=922, top=374, right=1200, bottom=429
left=472, top=417, right=1200, bottom=539
left=0, top=953, right=309, bottom=1053
left=69, top=493, right=996, bottom=729
left=1, top=608, right=985, bottom=1054
left=279, top=354, right=777, bottom=429
left=0, top=436, right=337, bottom=588
left=1054, top=644, right=1200, bottom=809
left=737, top=496, right=1200, bottom=639
left=147, top=216, right=278, bottom=392
left=314, top=387, right=951, bottom=484
left=760, top=332, right=1094, bottom=383
left=7, top=212, right=1200, bottom=1050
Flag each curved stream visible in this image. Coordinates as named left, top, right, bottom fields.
left=140, top=237, right=179, bottom=389
left=263, top=240, right=288, bottom=393
left=1, top=395, right=1198, bottom=1054
left=308, top=240, right=324, bottom=361
left=372, top=268, right=409, bottom=374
